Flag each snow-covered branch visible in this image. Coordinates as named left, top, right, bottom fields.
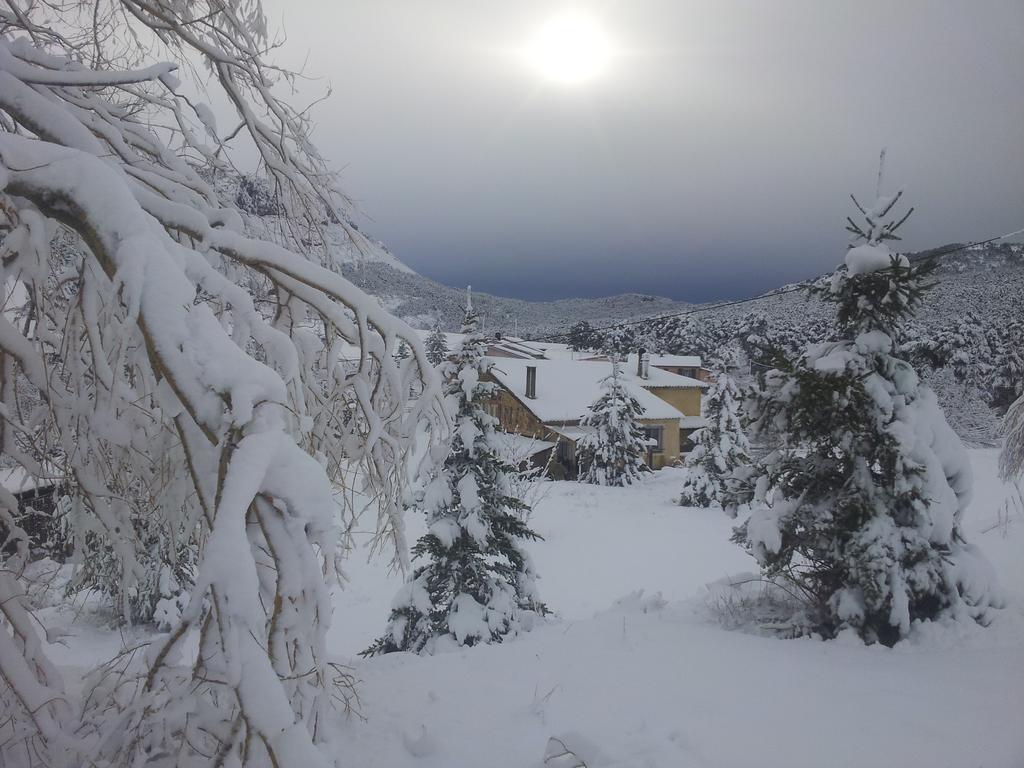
left=0, top=4, right=449, bottom=765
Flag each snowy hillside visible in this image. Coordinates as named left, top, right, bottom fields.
left=220, top=172, right=695, bottom=334
left=35, top=450, right=1024, bottom=767
left=334, top=228, right=1021, bottom=348
left=337, top=260, right=692, bottom=336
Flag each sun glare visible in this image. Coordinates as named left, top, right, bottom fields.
left=525, top=12, right=613, bottom=86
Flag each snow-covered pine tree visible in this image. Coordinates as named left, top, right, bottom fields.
left=1000, top=394, right=1024, bottom=482
left=568, top=320, right=596, bottom=352
left=576, top=359, right=651, bottom=486
left=461, top=285, right=480, bottom=334
left=426, top=323, right=450, bottom=365
left=679, top=373, right=750, bottom=508
left=364, top=297, right=545, bottom=655
left=990, top=320, right=1024, bottom=413
left=730, top=188, right=1003, bottom=645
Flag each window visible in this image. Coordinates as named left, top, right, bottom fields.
left=680, top=428, right=696, bottom=453
left=642, top=425, right=664, bottom=452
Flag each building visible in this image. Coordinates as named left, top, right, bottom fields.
left=0, top=465, right=68, bottom=559
left=483, top=351, right=707, bottom=479
left=582, top=352, right=712, bottom=382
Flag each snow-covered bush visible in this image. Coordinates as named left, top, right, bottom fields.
left=730, top=190, right=1003, bottom=646
left=364, top=304, right=545, bottom=655
left=0, top=4, right=447, bottom=765
left=71, top=517, right=197, bottom=626
left=576, top=359, right=651, bottom=486
left=679, top=373, right=750, bottom=508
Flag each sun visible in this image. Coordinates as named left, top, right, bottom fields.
left=525, top=12, right=613, bottom=86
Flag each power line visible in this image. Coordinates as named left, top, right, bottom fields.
left=521, top=228, right=1024, bottom=344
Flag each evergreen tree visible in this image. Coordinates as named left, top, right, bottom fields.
left=426, top=323, right=450, bottom=366
left=989, top=320, right=1024, bottom=413
left=395, top=340, right=410, bottom=361
left=730, top=189, right=1002, bottom=645
left=568, top=320, right=596, bottom=352
left=601, top=326, right=637, bottom=358
left=679, top=373, right=750, bottom=508
left=462, top=285, right=480, bottom=334
left=1000, top=394, right=1024, bottom=482
left=576, top=359, right=651, bottom=486
left=364, top=300, right=545, bottom=655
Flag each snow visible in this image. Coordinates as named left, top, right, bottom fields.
left=335, top=455, right=1023, bottom=767
left=648, top=353, right=703, bottom=368
left=495, top=432, right=557, bottom=459
left=488, top=358, right=699, bottom=423
left=0, top=465, right=59, bottom=494
left=35, top=449, right=1024, bottom=767
left=845, top=243, right=897, bottom=275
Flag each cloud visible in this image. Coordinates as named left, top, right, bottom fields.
left=262, top=0, right=1024, bottom=300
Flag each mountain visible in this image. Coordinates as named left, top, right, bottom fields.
left=224, top=172, right=695, bottom=336
left=331, top=232, right=693, bottom=335
left=336, top=226, right=1023, bottom=353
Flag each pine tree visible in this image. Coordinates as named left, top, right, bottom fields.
left=576, top=359, right=651, bottom=486
left=990, top=320, right=1024, bottom=413
left=461, top=285, right=480, bottom=334
left=568, top=320, right=596, bottom=352
left=1000, top=394, right=1024, bottom=482
left=364, top=298, right=545, bottom=655
left=730, top=188, right=1002, bottom=645
left=426, top=323, right=450, bottom=366
left=679, top=373, right=750, bottom=508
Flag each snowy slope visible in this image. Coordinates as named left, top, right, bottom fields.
left=331, top=453, right=1024, bottom=768
left=35, top=450, right=1019, bottom=767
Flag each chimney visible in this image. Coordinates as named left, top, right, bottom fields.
left=637, top=348, right=650, bottom=379
left=525, top=365, right=537, bottom=399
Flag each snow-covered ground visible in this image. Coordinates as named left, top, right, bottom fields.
left=43, top=450, right=1024, bottom=767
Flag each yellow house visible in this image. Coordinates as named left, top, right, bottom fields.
left=483, top=353, right=707, bottom=478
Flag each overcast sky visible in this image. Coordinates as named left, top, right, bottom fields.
left=261, top=1, right=1023, bottom=302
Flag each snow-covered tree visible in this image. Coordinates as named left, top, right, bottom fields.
left=990, top=320, right=1024, bottom=413
left=1000, top=394, right=1024, bottom=482
left=568, top=320, right=597, bottom=352
left=0, top=4, right=448, bottom=765
left=364, top=300, right=545, bottom=655
left=679, top=373, right=750, bottom=508
left=426, top=323, right=450, bottom=366
left=576, top=359, right=651, bottom=486
left=730, top=189, right=1002, bottom=646
left=461, top=285, right=480, bottom=334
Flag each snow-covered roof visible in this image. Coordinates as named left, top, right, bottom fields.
left=680, top=416, right=706, bottom=429
left=486, top=338, right=547, bottom=359
left=547, top=425, right=596, bottom=441
left=523, top=341, right=576, bottom=360
left=579, top=354, right=707, bottom=387
left=495, top=432, right=556, bottom=458
left=487, top=358, right=688, bottom=423
left=621, top=354, right=708, bottom=389
left=648, top=354, right=702, bottom=369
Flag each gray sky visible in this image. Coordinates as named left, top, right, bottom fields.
left=262, top=1, right=1023, bottom=301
